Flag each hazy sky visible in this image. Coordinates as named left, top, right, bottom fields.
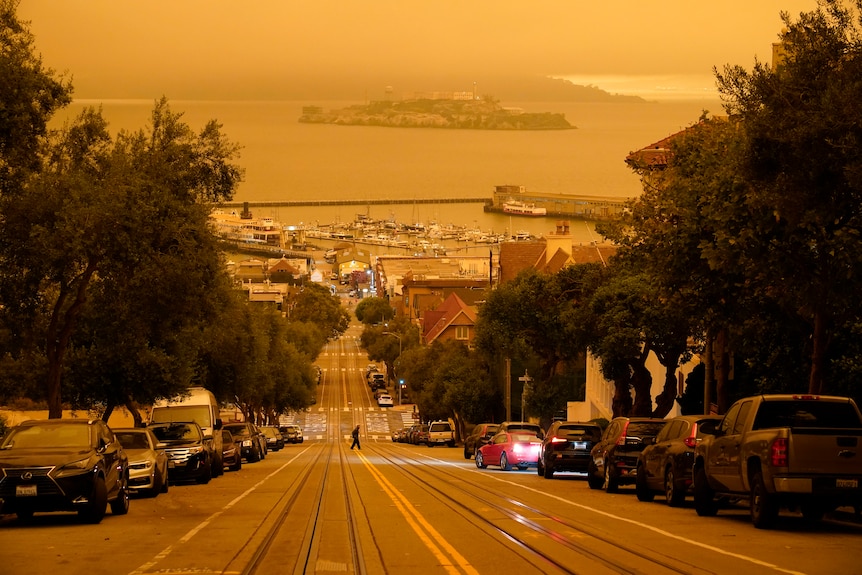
left=19, top=1, right=819, bottom=100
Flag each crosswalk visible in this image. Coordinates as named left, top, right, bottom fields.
left=286, top=407, right=414, bottom=442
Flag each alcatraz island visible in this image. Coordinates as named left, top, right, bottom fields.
left=298, top=92, right=574, bottom=130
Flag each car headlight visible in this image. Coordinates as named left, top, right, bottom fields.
left=188, top=445, right=205, bottom=454
left=56, top=457, right=93, bottom=477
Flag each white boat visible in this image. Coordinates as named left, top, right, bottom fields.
left=502, top=200, right=547, bottom=216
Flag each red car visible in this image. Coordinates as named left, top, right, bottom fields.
left=476, top=431, right=543, bottom=471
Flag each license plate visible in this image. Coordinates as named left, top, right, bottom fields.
left=836, top=478, right=858, bottom=488
left=573, top=441, right=588, bottom=450
left=16, top=484, right=37, bottom=497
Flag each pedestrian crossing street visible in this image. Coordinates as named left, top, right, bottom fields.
left=281, top=407, right=416, bottom=442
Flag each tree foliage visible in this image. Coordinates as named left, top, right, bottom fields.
left=354, top=296, right=394, bottom=325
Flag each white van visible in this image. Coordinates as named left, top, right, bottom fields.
left=150, top=387, right=224, bottom=477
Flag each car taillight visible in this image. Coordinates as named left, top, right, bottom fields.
left=683, top=424, right=698, bottom=448
left=550, top=436, right=567, bottom=444
left=770, top=438, right=788, bottom=467
left=616, top=421, right=630, bottom=445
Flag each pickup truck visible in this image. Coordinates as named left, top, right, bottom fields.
left=693, top=394, right=862, bottom=528
left=426, top=421, right=455, bottom=447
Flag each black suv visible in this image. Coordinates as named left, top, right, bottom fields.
left=588, top=417, right=668, bottom=493
left=538, top=421, right=603, bottom=479
left=636, top=414, right=723, bottom=506
left=0, top=419, right=130, bottom=523
left=224, top=422, right=265, bottom=462
left=148, top=421, right=213, bottom=484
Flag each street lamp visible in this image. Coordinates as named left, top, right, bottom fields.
left=382, top=331, right=402, bottom=404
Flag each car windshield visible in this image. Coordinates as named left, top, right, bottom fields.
left=627, top=422, right=667, bottom=438
left=117, top=431, right=151, bottom=450
left=225, top=425, right=251, bottom=438
left=151, top=423, right=201, bottom=442
left=511, top=433, right=539, bottom=443
left=558, top=426, right=601, bottom=441
left=1, top=423, right=92, bottom=449
left=151, top=405, right=212, bottom=428
left=753, top=400, right=862, bottom=430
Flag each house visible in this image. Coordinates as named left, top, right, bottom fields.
left=422, top=293, right=478, bottom=347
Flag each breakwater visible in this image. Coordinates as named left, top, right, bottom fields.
left=221, top=198, right=490, bottom=209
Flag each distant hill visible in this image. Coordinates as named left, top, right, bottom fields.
left=298, top=98, right=575, bottom=130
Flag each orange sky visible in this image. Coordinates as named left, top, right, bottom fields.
left=19, top=1, right=819, bottom=100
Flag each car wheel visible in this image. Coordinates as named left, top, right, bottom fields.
left=543, top=462, right=555, bottom=479
left=231, top=456, right=242, bottom=472
left=197, top=461, right=212, bottom=484
left=665, top=466, right=685, bottom=507
left=79, top=477, right=108, bottom=524
left=476, top=451, right=487, bottom=469
left=500, top=452, right=511, bottom=471
left=536, top=459, right=544, bottom=477
left=750, top=470, right=779, bottom=529
left=603, top=461, right=618, bottom=493
left=110, top=481, right=130, bottom=516
left=636, top=464, right=654, bottom=502
left=250, top=446, right=260, bottom=463
left=15, top=509, right=34, bottom=523
left=161, top=470, right=169, bottom=494
left=464, top=445, right=472, bottom=460
left=587, top=460, right=603, bottom=490
left=518, top=464, right=528, bottom=471
left=693, top=465, right=718, bottom=517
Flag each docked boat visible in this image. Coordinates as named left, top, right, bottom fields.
left=502, top=200, right=547, bottom=217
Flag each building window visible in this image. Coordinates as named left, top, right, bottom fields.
left=456, top=326, right=469, bottom=340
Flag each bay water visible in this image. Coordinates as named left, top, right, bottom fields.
left=53, top=98, right=722, bottom=244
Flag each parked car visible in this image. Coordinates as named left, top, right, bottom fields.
left=148, top=421, right=213, bottom=484
left=409, top=424, right=430, bottom=445
left=221, top=429, right=242, bottom=472
left=149, top=386, right=224, bottom=477
left=463, top=423, right=500, bottom=459
left=115, top=427, right=169, bottom=496
left=426, top=420, right=456, bottom=447
left=260, top=426, right=284, bottom=451
left=537, top=421, right=603, bottom=479
left=635, top=415, right=723, bottom=506
left=280, top=424, right=304, bottom=444
left=377, top=394, right=394, bottom=408
left=0, top=418, right=130, bottom=523
left=497, top=421, right=545, bottom=439
left=694, top=394, right=862, bottom=528
left=476, top=431, right=543, bottom=471
left=588, top=417, right=668, bottom=493
left=224, top=422, right=265, bottom=462
left=391, top=428, right=408, bottom=442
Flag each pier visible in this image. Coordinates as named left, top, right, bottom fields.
left=221, top=197, right=490, bottom=209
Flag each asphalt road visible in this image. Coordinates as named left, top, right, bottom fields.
left=1, top=323, right=860, bottom=575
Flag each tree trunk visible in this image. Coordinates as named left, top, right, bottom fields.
left=715, top=328, right=729, bottom=413
left=123, top=398, right=144, bottom=427
left=45, top=259, right=100, bottom=419
left=652, top=362, right=678, bottom=418
left=631, top=361, right=653, bottom=416
left=612, top=378, right=632, bottom=417
left=703, top=329, right=715, bottom=415
left=809, top=310, right=827, bottom=395
left=102, top=401, right=115, bottom=423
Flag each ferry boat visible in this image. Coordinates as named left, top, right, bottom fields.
left=502, top=200, right=547, bottom=217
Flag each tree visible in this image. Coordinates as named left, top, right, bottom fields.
left=289, top=282, right=350, bottom=340
left=0, top=99, right=243, bottom=418
left=712, top=0, right=862, bottom=394
left=0, top=0, right=73, bottom=195
left=354, top=296, right=394, bottom=325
